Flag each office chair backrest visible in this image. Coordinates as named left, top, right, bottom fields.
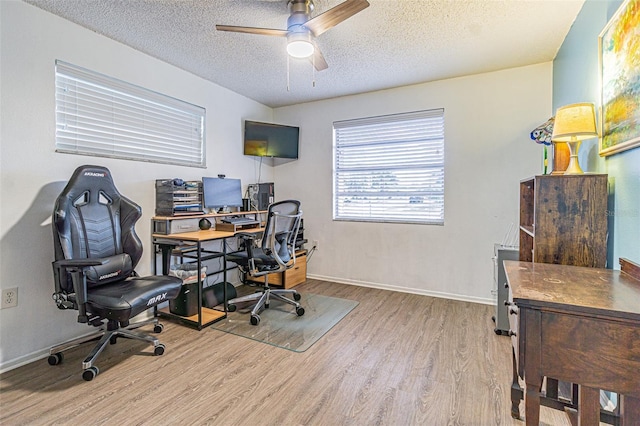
left=261, top=200, right=302, bottom=266
left=52, top=165, right=143, bottom=291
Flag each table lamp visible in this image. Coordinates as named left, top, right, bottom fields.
left=551, top=102, right=598, bottom=175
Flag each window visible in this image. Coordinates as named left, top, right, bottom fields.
left=333, top=109, right=444, bottom=224
left=55, top=60, right=205, bottom=167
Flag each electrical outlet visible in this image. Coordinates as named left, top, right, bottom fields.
left=1, top=288, right=18, bottom=309
left=313, top=240, right=319, bottom=250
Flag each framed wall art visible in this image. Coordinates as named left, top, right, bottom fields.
left=598, top=0, right=640, bottom=156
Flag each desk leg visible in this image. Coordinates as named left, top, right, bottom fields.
left=577, top=385, right=599, bottom=426
left=525, top=375, right=543, bottom=425
left=524, top=308, right=542, bottom=426
left=511, top=347, right=522, bottom=419
left=546, top=378, right=559, bottom=399
left=620, top=395, right=640, bottom=426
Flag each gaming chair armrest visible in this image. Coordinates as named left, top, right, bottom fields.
left=235, top=232, right=259, bottom=240
left=52, top=259, right=102, bottom=323
left=235, top=232, right=259, bottom=260
left=153, top=239, right=183, bottom=275
left=54, top=259, right=103, bottom=268
left=153, top=238, right=182, bottom=247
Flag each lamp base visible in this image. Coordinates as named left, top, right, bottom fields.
left=551, top=142, right=570, bottom=175
left=564, top=140, right=583, bottom=175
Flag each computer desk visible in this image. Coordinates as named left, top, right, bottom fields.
left=152, top=226, right=263, bottom=330
left=504, top=259, right=640, bottom=425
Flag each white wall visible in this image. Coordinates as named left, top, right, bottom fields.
left=0, top=1, right=273, bottom=371
left=273, top=63, right=551, bottom=302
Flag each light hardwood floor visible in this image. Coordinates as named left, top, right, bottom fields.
left=1, top=280, right=576, bottom=425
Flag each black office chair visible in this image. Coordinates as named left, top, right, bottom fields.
left=49, top=165, right=183, bottom=381
left=227, top=200, right=304, bottom=325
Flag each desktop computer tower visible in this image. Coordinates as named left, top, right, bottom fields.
left=248, top=182, right=274, bottom=211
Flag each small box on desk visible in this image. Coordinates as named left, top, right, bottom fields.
left=153, top=217, right=201, bottom=235
left=215, top=221, right=260, bottom=232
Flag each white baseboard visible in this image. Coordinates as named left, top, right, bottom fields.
left=0, top=312, right=156, bottom=374
left=0, top=348, right=50, bottom=375
left=306, top=274, right=495, bottom=306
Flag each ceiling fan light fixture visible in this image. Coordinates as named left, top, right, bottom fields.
left=287, top=33, right=314, bottom=58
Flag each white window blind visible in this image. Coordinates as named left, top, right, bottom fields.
left=55, top=60, right=205, bottom=167
left=333, top=109, right=445, bottom=224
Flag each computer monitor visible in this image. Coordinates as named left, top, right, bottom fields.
left=202, top=177, right=242, bottom=212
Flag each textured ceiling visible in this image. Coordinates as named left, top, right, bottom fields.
left=25, top=0, right=584, bottom=108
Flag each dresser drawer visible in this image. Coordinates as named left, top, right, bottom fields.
left=247, top=254, right=307, bottom=289
left=283, top=256, right=307, bottom=288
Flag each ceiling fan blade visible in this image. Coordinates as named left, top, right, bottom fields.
left=215, top=25, right=288, bottom=37
left=304, top=0, right=370, bottom=36
left=310, top=44, right=328, bottom=71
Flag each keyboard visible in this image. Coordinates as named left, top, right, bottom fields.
left=221, top=217, right=255, bottom=224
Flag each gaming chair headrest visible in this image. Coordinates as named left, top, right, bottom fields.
left=59, top=165, right=120, bottom=204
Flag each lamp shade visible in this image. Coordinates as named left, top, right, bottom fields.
left=551, top=103, right=598, bottom=142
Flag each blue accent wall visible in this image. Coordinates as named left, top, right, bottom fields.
left=553, top=0, right=639, bottom=267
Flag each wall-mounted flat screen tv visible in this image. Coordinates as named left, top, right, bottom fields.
left=244, top=120, right=299, bottom=159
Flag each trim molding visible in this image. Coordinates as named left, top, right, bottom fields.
left=0, top=314, right=154, bottom=374
left=307, top=274, right=495, bottom=306
left=0, top=348, right=50, bottom=375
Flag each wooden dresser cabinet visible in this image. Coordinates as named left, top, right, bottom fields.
left=518, top=174, right=608, bottom=267
left=509, top=174, right=613, bottom=422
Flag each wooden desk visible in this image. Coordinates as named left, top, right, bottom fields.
left=152, top=227, right=263, bottom=329
left=505, top=259, right=640, bottom=425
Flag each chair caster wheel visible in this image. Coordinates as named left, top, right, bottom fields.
left=250, top=314, right=260, bottom=326
left=296, top=306, right=305, bottom=316
left=48, top=353, right=63, bottom=366
left=154, top=344, right=165, bottom=356
left=109, top=335, right=118, bottom=344
left=227, top=304, right=237, bottom=312
left=153, top=323, right=164, bottom=333
left=293, top=293, right=301, bottom=301
left=82, top=366, right=99, bottom=381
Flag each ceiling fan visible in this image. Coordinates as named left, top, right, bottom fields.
left=216, top=0, right=370, bottom=71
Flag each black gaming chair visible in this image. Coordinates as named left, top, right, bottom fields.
left=49, top=165, right=182, bottom=381
left=227, top=200, right=304, bottom=325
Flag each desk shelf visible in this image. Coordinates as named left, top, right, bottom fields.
left=157, top=306, right=225, bottom=328
left=152, top=210, right=266, bottom=235
left=152, top=226, right=264, bottom=330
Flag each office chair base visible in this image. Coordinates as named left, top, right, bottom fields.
left=48, top=317, right=166, bottom=381
left=228, top=288, right=304, bottom=326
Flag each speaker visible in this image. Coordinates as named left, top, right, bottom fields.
left=248, top=182, right=274, bottom=210
left=198, top=218, right=212, bottom=230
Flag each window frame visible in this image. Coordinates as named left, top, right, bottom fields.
left=54, top=60, right=206, bottom=168
left=333, top=109, right=445, bottom=225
